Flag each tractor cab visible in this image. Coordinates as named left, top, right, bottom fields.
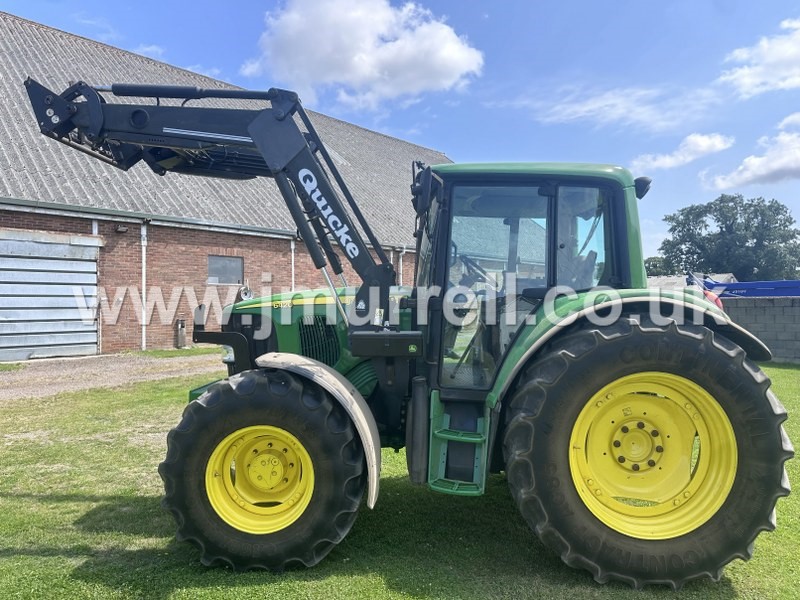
left=403, top=163, right=649, bottom=492
left=412, top=164, right=640, bottom=391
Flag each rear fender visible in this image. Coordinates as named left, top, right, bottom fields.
left=254, top=352, right=381, bottom=508
left=490, top=295, right=771, bottom=410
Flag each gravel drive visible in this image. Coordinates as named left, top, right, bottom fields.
left=0, top=353, right=227, bottom=402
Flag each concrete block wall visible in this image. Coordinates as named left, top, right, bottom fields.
left=723, top=297, right=800, bottom=364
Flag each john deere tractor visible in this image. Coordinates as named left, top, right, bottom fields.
left=25, top=77, right=793, bottom=589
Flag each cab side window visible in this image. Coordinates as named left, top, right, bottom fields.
left=556, top=187, right=607, bottom=290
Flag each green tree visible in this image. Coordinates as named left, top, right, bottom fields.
left=644, top=256, right=670, bottom=277
left=660, top=194, right=800, bottom=281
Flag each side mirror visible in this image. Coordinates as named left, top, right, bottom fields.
left=411, top=163, right=433, bottom=216
left=634, top=176, right=652, bottom=200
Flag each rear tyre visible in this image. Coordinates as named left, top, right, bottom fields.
left=159, top=368, right=366, bottom=570
left=503, top=316, right=793, bottom=589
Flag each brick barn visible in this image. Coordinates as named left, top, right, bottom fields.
left=0, top=12, right=449, bottom=360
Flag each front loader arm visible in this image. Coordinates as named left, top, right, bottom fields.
left=25, top=77, right=395, bottom=333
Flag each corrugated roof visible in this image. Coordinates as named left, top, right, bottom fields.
left=0, top=12, right=451, bottom=247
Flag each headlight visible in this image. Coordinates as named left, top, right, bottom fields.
left=235, top=285, right=253, bottom=302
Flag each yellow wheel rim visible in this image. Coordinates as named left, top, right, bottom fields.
left=205, top=425, right=314, bottom=534
left=569, top=372, right=737, bottom=539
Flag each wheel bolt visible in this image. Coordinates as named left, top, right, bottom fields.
left=283, top=448, right=288, bottom=453
left=651, top=430, right=659, bottom=437
left=637, top=422, right=645, bottom=429
left=656, top=445, right=664, bottom=453
left=648, top=459, right=656, bottom=467
left=621, top=426, right=629, bottom=433
left=613, top=440, right=621, bottom=448
left=632, top=464, right=640, bottom=471
left=618, top=456, right=626, bottom=463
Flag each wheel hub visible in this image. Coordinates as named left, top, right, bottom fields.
left=248, top=452, right=286, bottom=491
left=611, top=419, right=663, bottom=472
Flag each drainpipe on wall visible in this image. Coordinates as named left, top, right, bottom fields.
left=290, top=238, right=296, bottom=291
left=91, top=219, right=100, bottom=353
left=141, top=221, right=148, bottom=350
left=398, top=245, right=408, bottom=286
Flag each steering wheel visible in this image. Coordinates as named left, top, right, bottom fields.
left=459, top=253, right=495, bottom=289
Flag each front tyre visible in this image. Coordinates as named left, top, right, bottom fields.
left=159, top=368, right=366, bottom=570
left=503, top=316, right=793, bottom=589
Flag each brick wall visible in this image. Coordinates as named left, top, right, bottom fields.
left=723, top=297, right=800, bottom=364
left=1, top=210, right=92, bottom=235
left=1, top=208, right=415, bottom=354
left=96, top=220, right=141, bottom=352
left=142, top=227, right=412, bottom=348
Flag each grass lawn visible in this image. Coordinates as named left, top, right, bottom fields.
left=131, top=346, right=223, bottom=359
left=0, top=365, right=797, bottom=599
left=0, top=363, right=24, bottom=372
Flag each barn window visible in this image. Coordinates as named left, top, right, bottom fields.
left=208, top=255, right=244, bottom=285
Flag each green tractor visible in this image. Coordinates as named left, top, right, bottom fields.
left=26, top=78, right=793, bottom=589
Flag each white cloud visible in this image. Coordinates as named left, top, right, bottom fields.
left=718, top=18, right=800, bottom=98
left=778, top=112, right=800, bottom=130
left=631, top=133, right=734, bottom=172
left=240, top=0, right=483, bottom=109
left=73, top=14, right=120, bottom=43
left=134, top=44, right=165, bottom=59
left=711, top=130, right=800, bottom=189
left=184, top=64, right=223, bottom=79
left=520, top=86, right=720, bottom=133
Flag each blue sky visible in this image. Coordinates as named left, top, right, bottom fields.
left=5, top=0, right=800, bottom=257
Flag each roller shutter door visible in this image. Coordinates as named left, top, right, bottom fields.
left=0, top=227, right=101, bottom=361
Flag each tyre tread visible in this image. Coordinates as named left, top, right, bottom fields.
left=158, top=368, right=365, bottom=571
left=503, top=317, right=793, bottom=589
